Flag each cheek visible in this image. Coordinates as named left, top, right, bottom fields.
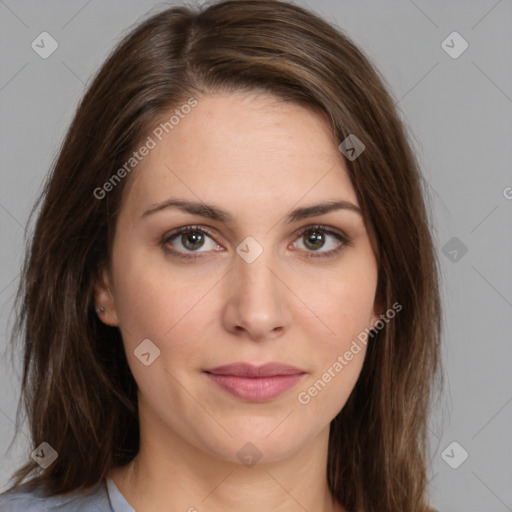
left=291, top=251, right=377, bottom=408
left=111, top=245, right=213, bottom=371
left=298, top=261, right=377, bottom=344
left=295, top=271, right=373, bottom=416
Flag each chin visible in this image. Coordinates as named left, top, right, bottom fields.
left=199, top=420, right=314, bottom=466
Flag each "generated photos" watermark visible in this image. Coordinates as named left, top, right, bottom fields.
left=297, top=301, right=402, bottom=405
left=93, top=98, right=198, bottom=199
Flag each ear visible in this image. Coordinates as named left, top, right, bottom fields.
left=93, top=267, right=118, bottom=326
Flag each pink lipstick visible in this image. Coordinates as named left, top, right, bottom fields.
left=204, top=362, right=305, bottom=402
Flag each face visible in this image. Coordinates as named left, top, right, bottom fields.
left=95, top=91, right=381, bottom=464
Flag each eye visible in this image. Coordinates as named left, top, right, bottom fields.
left=161, top=225, right=221, bottom=259
left=161, top=224, right=350, bottom=260
left=291, top=225, right=349, bottom=258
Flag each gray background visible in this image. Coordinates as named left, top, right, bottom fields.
left=1, top=1, right=511, bottom=510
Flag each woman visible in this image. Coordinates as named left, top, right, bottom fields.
left=0, top=0, right=442, bottom=510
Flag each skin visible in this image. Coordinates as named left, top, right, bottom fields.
left=95, top=91, right=382, bottom=512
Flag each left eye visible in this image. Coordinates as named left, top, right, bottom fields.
left=161, top=225, right=348, bottom=259
left=292, top=226, right=347, bottom=255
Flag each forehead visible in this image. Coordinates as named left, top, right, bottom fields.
left=121, top=92, right=359, bottom=219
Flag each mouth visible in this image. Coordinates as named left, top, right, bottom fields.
left=203, top=362, right=306, bottom=402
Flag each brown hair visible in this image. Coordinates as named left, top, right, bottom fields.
left=2, top=1, right=442, bottom=511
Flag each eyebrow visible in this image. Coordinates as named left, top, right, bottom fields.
left=140, top=198, right=362, bottom=224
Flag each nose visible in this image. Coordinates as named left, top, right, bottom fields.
left=221, top=245, right=293, bottom=342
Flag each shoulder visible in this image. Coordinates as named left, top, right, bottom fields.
left=0, top=479, right=111, bottom=511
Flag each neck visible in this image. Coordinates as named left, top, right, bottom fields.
left=109, top=416, right=345, bottom=512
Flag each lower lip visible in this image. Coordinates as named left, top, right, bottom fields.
left=205, top=373, right=305, bottom=402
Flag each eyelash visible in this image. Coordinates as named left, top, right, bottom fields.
left=160, top=224, right=350, bottom=261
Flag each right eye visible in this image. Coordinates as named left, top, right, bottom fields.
left=161, top=225, right=224, bottom=259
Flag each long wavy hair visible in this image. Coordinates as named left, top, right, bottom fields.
left=1, top=1, right=442, bottom=511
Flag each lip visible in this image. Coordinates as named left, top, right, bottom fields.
left=204, top=362, right=306, bottom=402
left=205, top=362, right=305, bottom=377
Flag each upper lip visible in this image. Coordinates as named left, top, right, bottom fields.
left=204, top=362, right=305, bottom=377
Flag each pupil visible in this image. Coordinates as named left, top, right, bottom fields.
left=183, top=231, right=204, bottom=250
left=305, top=230, right=324, bottom=250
